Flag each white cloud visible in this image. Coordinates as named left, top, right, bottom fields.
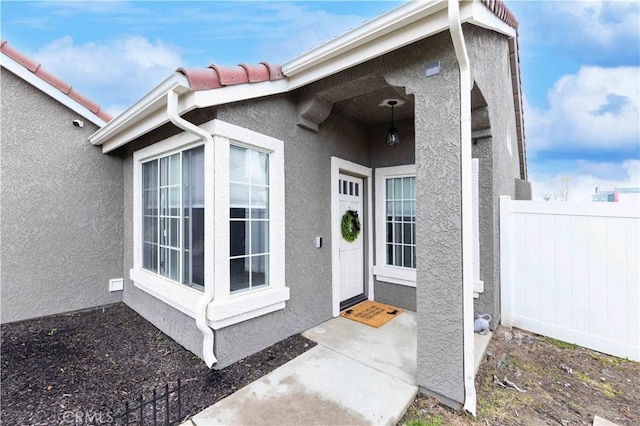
left=30, top=36, right=184, bottom=116
left=525, top=66, right=640, bottom=153
left=552, top=1, right=640, bottom=50
left=511, top=0, right=640, bottom=63
left=530, top=159, right=640, bottom=201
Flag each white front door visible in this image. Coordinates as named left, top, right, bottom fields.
left=338, top=174, right=364, bottom=302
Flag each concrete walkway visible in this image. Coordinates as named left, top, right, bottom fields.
left=182, top=311, right=493, bottom=425
left=183, top=312, right=418, bottom=426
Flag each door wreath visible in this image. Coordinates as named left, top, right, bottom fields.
left=341, top=209, right=361, bottom=242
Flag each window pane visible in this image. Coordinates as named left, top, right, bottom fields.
left=168, top=153, right=180, bottom=185
left=252, top=255, right=268, bottom=288
left=386, top=179, right=394, bottom=200
left=169, top=218, right=179, bottom=248
left=403, top=246, right=412, bottom=268
left=143, top=243, right=158, bottom=272
left=394, top=223, right=402, bottom=244
left=394, top=201, right=402, bottom=221
left=230, top=220, right=248, bottom=257
left=403, top=177, right=415, bottom=199
left=230, top=183, right=250, bottom=210
left=230, top=258, right=250, bottom=292
left=160, top=188, right=168, bottom=216
left=191, top=208, right=204, bottom=286
left=394, top=178, right=402, bottom=200
left=183, top=217, right=190, bottom=248
left=251, top=186, right=269, bottom=219
left=386, top=201, right=393, bottom=220
left=387, top=244, right=393, bottom=265
left=160, top=157, right=168, bottom=186
left=394, top=245, right=402, bottom=267
left=251, top=221, right=268, bottom=255
left=143, top=190, right=157, bottom=216
left=168, top=249, right=179, bottom=281
left=230, top=207, right=249, bottom=219
left=250, top=150, right=268, bottom=185
left=144, top=217, right=157, bottom=243
left=403, top=223, right=413, bottom=244
left=169, top=187, right=180, bottom=217
left=403, top=201, right=413, bottom=220
left=143, top=160, right=158, bottom=190
left=230, top=145, right=248, bottom=183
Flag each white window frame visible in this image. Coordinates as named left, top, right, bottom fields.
left=132, top=118, right=288, bottom=330
left=373, top=164, right=417, bottom=287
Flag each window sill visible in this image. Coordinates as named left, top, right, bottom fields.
left=130, top=268, right=290, bottom=329
left=207, top=287, right=290, bottom=330
left=373, top=265, right=416, bottom=287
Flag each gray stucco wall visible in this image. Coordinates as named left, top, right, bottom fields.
left=369, top=118, right=417, bottom=311
left=1, top=68, right=124, bottom=323
left=466, top=25, right=523, bottom=328
left=384, top=30, right=466, bottom=406
left=515, top=178, right=532, bottom=200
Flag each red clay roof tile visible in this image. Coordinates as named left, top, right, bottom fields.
left=1, top=40, right=112, bottom=122
left=176, top=63, right=284, bottom=92
left=480, top=0, right=518, bottom=30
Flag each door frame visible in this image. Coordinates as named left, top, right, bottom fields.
left=330, top=157, right=373, bottom=317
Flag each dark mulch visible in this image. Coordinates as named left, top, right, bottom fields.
left=1, top=303, right=315, bottom=425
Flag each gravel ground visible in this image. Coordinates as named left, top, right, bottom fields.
left=1, top=303, right=315, bottom=425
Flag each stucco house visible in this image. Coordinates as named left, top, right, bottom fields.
left=2, top=0, right=531, bottom=413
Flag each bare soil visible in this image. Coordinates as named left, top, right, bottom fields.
left=400, top=325, right=640, bottom=426
left=0, top=303, right=315, bottom=425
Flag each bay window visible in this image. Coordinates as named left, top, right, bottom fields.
left=132, top=119, right=288, bottom=329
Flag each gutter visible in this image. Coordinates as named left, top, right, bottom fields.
left=167, top=88, right=218, bottom=368
left=448, top=0, right=476, bottom=416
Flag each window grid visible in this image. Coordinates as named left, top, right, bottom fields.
left=229, top=146, right=270, bottom=294
left=142, top=147, right=204, bottom=289
left=386, top=176, right=416, bottom=269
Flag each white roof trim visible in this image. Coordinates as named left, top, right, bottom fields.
left=1, top=53, right=107, bottom=127
left=90, top=0, right=520, bottom=152
left=89, top=73, right=190, bottom=151
left=282, top=0, right=446, bottom=77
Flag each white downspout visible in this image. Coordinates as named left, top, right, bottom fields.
left=448, top=0, right=476, bottom=416
left=167, top=88, right=218, bottom=368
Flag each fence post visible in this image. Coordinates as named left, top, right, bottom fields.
left=499, top=196, right=513, bottom=327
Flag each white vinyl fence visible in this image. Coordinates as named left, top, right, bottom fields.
left=500, top=196, right=640, bottom=361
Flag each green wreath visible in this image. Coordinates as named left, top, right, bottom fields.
left=341, top=209, right=361, bottom=242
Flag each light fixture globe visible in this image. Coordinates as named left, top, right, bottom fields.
left=386, top=100, right=400, bottom=146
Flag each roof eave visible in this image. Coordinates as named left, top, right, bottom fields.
left=1, top=53, right=108, bottom=127
left=88, top=73, right=191, bottom=153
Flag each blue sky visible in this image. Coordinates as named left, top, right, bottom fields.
left=2, top=0, right=639, bottom=201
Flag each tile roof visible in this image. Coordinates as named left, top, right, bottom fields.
left=479, top=0, right=519, bottom=29
left=176, top=63, right=284, bottom=91
left=1, top=40, right=112, bottom=122
left=175, top=1, right=517, bottom=93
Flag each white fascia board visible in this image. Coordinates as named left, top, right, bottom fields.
left=461, top=1, right=517, bottom=38
left=282, top=0, right=446, bottom=78
left=1, top=54, right=107, bottom=127
left=191, top=78, right=290, bottom=109
left=88, top=73, right=191, bottom=151
left=286, top=8, right=450, bottom=91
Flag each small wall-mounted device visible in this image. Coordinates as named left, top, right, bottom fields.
left=109, top=278, right=124, bottom=292
left=72, top=119, right=84, bottom=128
left=425, top=61, right=440, bottom=77
left=315, top=236, right=322, bottom=249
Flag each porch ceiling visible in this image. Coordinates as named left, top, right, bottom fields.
left=333, top=86, right=415, bottom=125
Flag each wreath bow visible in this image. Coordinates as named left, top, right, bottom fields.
left=341, top=209, right=361, bottom=242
